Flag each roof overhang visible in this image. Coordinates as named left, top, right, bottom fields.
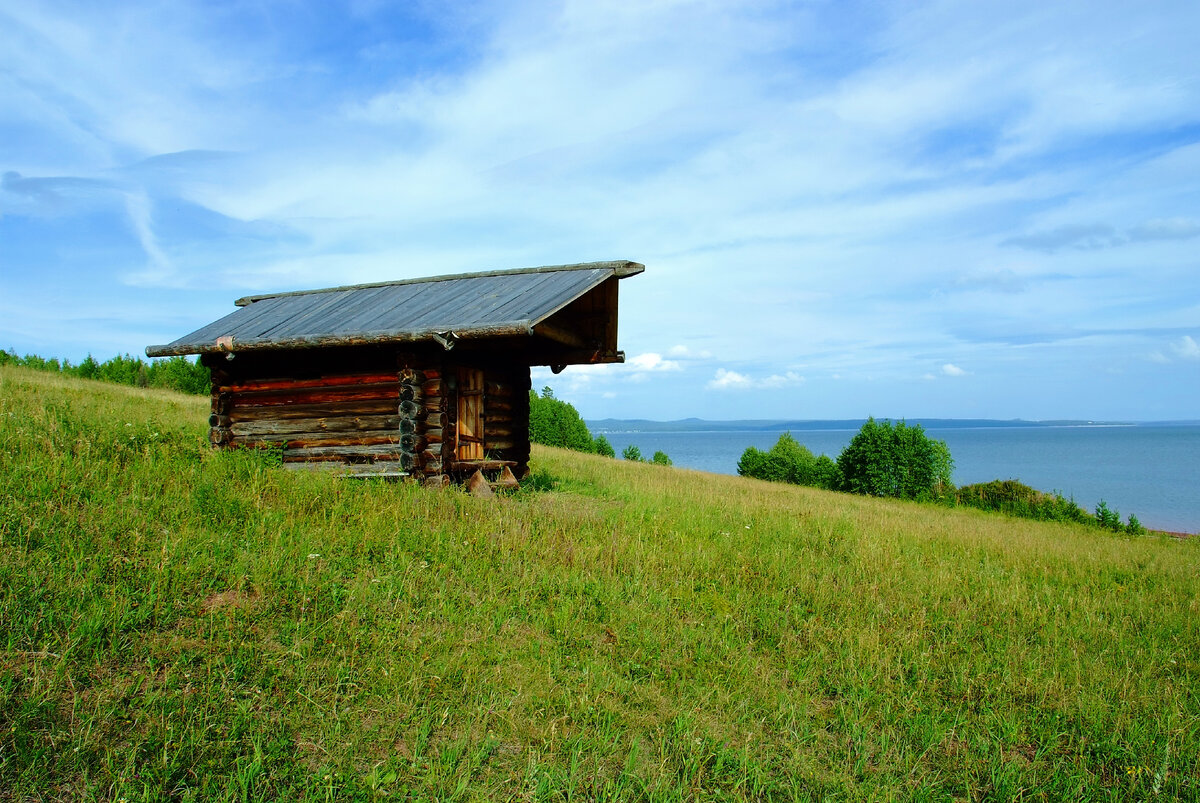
left=146, top=260, right=643, bottom=359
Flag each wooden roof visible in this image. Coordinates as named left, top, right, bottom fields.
left=146, top=260, right=643, bottom=359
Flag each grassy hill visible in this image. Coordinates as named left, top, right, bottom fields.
left=1, top=366, right=1197, bottom=801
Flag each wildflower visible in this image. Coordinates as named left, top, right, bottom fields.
left=307, top=553, right=320, bottom=559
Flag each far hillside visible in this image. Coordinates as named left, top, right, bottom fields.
left=2, top=365, right=1197, bottom=800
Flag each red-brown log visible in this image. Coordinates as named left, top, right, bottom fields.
left=230, top=399, right=398, bottom=422
left=218, top=372, right=398, bottom=394
left=233, top=384, right=400, bottom=409
left=281, top=444, right=404, bottom=461
left=231, top=415, right=400, bottom=437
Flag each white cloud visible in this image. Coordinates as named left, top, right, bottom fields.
left=1171, top=335, right=1200, bottom=360
left=627, top=352, right=681, bottom=372
left=707, top=368, right=803, bottom=391
left=707, top=368, right=752, bottom=390
left=759, top=371, right=805, bottom=389
left=666, top=344, right=713, bottom=360
left=942, top=364, right=968, bottom=377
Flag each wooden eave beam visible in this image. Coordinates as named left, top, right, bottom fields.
left=531, top=322, right=588, bottom=349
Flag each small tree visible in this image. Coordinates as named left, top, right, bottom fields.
left=528, top=388, right=596, bottom=452
left=622, top=444, right=643, bottom=462
left=593, top=434, right=616, bottom=458
left=651, top=450, right=672, bottom=466
left=1095, top=500, right=1122, bottom=531
left=837, top=418, right=953, bottom=500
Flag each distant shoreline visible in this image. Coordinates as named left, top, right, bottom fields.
left=589, top=418, right=1200, bottom=434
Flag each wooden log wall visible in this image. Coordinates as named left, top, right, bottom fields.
left=207, top=365, right=405, bottom=469
left=482, top=364, right=531, bottom=475
left=398, top=366, right=448, bottom=480
left=204, top=350, right=533, bottom=482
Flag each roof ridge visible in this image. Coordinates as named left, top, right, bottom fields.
left=234, top=260, right=644, bottom=307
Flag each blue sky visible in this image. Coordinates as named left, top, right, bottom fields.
left=2, top=0, right=1198, bottom=421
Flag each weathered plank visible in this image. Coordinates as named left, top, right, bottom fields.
left=282, top=444, right=405, bottom=461
left=232, top=383, right=400, bottom=409
left=242, top=431, right=401, bottom=449
left=230, top=399, right=399, bottom=422
left=218, top=372, right=398, bottom=394
left=282, top=462, right=409, bottom=478
left=231, top=415, right=400, bottom=437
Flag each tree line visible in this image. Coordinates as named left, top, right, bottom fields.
left=0, top=350, right=210, bottom=395
left=528, top=387, right=671, bottom=465
left=739, top=418, right=1145, bottom=534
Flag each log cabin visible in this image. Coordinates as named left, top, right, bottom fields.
left=146, top=260, right=644, bottom=487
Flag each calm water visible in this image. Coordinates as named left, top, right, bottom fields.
left=593, top=425, right=1200, bottom=534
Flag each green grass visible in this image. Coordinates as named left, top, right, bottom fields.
left=2, top=365, right=1198, bottom=801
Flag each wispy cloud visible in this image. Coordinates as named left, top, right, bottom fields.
left=1127, top=218, right=1200, bottom=242
left=1172, top=335, right=1200, bottom=360
left=707, top=368, right=804, bottom=391
left=1001, top=224, right=1121, bottom=253
left=627, top=352, right=682, bottom=373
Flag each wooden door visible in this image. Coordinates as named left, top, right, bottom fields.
left=456, top=367, right=484, bottom=461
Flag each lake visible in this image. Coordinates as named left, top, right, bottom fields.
left=590, top=423, right=1200, bottom=534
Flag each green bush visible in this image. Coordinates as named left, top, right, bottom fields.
left=528, top=387, right=597, bottom=453
left=622, top=444, right=643, bottom=462
left=836, top=418, right=953, bottom=500
left=651, top=450, right=672, bottom=466
left=737, top=433, right=840, bottom=490
left=955, top=480, right=1090, bottom=523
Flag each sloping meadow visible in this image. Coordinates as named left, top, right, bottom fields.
left=1, top=366, right=1197, bottom=801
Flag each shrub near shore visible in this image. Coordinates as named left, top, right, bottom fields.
left=741, top=424, right=1150, bottom=534
left=2, top=365, right=1198, bottom=800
